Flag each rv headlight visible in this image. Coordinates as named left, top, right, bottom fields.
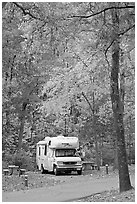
left=77, top=161, right=82, bottom=165
left=57, top=161, right=63, bottom=166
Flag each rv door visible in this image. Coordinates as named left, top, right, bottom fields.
left=47, top=148, right=54, bottom=171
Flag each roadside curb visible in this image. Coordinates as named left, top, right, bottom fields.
left=64, top=190, right=109, bottom=202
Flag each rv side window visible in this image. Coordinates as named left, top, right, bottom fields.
left=39, top=146, right=41, bottom=156
left=44, top=145, right=47, bottom=155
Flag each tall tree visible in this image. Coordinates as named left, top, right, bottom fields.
left=110, top=3, right=133, bottom=192
left=66, top=2, right=135, bottom=191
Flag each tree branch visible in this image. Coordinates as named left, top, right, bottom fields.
left=104, top=23, right=135, bottom=60
left=81, top=92, right=94, bottom=113
left=72, top=5, right=135, bottom=19
left=13, top=2, right=42, bottom=21
left=104, top=40, right=114, bottom=68
left=118, top=24, right=135, bottom=36
left=73, top=52, right=95, bottom=74
left=104, top=40, right=115, bottom=56
left=73, top=52, right=89, bottom=68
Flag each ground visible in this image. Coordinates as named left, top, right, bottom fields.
left=75, top=189, right=135, bottom=202
left=2, top=165, right=135, bottom=202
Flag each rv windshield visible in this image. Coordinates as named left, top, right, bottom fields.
left=55, top=149, right=76, bottom=157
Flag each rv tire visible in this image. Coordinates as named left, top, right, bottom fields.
left=41, top=165, right=46, bottom=174
left=77, top=170, right=82, bottom=175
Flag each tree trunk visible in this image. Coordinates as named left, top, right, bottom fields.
left=128, top=116, right=132, bottom=166
left=92, top=92, right=100, bottom=170
left=113, top=140, right=118, bottom=170
left=17, top=102, right=28, bottom=151
left=94, top=132, right=100, bottom=170
left=82, top=85, right=100, bottom=170
left=110, top=6, right=132, bottom=192
left=17, top=115, right=25, bottom=150
left=100, top=135, right=103, bottom=166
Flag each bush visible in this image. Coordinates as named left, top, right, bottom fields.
left=3, top=150, right=36, bottom=171
left=84, top=149, right=95, bottom=162
left=102, top=146, right=114, bottom=165
left=14, top=150, right=36, bottom=171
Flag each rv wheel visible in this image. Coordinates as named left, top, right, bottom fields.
left=77, top=170, right=82, bottom=175
left=53, top=166, right=59, bottom=176
left=41, top=165, right=46, bottom=174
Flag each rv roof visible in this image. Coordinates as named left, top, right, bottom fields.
left=49, top=136, right=79, bottom=148
left=37, top=135, right=79, bottom=149
left=37, top=140, right=47, bottom=145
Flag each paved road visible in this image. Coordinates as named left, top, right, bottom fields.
left=3, top=174, right=135, bottom=202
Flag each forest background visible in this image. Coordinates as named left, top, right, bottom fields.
left=2, top=2, right=135, bottom=190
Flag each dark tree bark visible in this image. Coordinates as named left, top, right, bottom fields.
left=113, top=140, right=118, bottom=170
left=92, top=91, right=100, bottom=170
left=110, top=6, right=132, bottom=192
left=128, top=116, right=132, bottom=166
left=17, top=101, right=28, bottom=151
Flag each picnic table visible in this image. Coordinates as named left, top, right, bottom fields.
left=8, top=165, right=19, bottom=175
left=3, top=165, right=26, bottom=177
left=19, top=169, right=26, bottom=177
left=3, top=169, right=9, bottom=176
left=82, top=161, right=95, bottom=170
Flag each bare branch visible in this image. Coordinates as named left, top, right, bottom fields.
left=104, top=40, right=114, bottom=56
left=73, top=52, right=88, bottom=68
left=13, top=2, right=43, bottom=21
left=81, top=92, right=94, bottom=113
left=104, top=40, right=114, bottom=68
left=118, top=24, right=135, bottom=36
left=71, top=5, right=135, bottom=19
left=103, top=23, right=135, bottom=68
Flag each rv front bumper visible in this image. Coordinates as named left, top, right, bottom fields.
left=56, top=165, right=82, bottom=171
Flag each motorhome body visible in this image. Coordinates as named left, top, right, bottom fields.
left=36, top=135, right=82, bottom=175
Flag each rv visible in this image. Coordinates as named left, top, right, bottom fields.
left=36, top=135, right=82, bottom=175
